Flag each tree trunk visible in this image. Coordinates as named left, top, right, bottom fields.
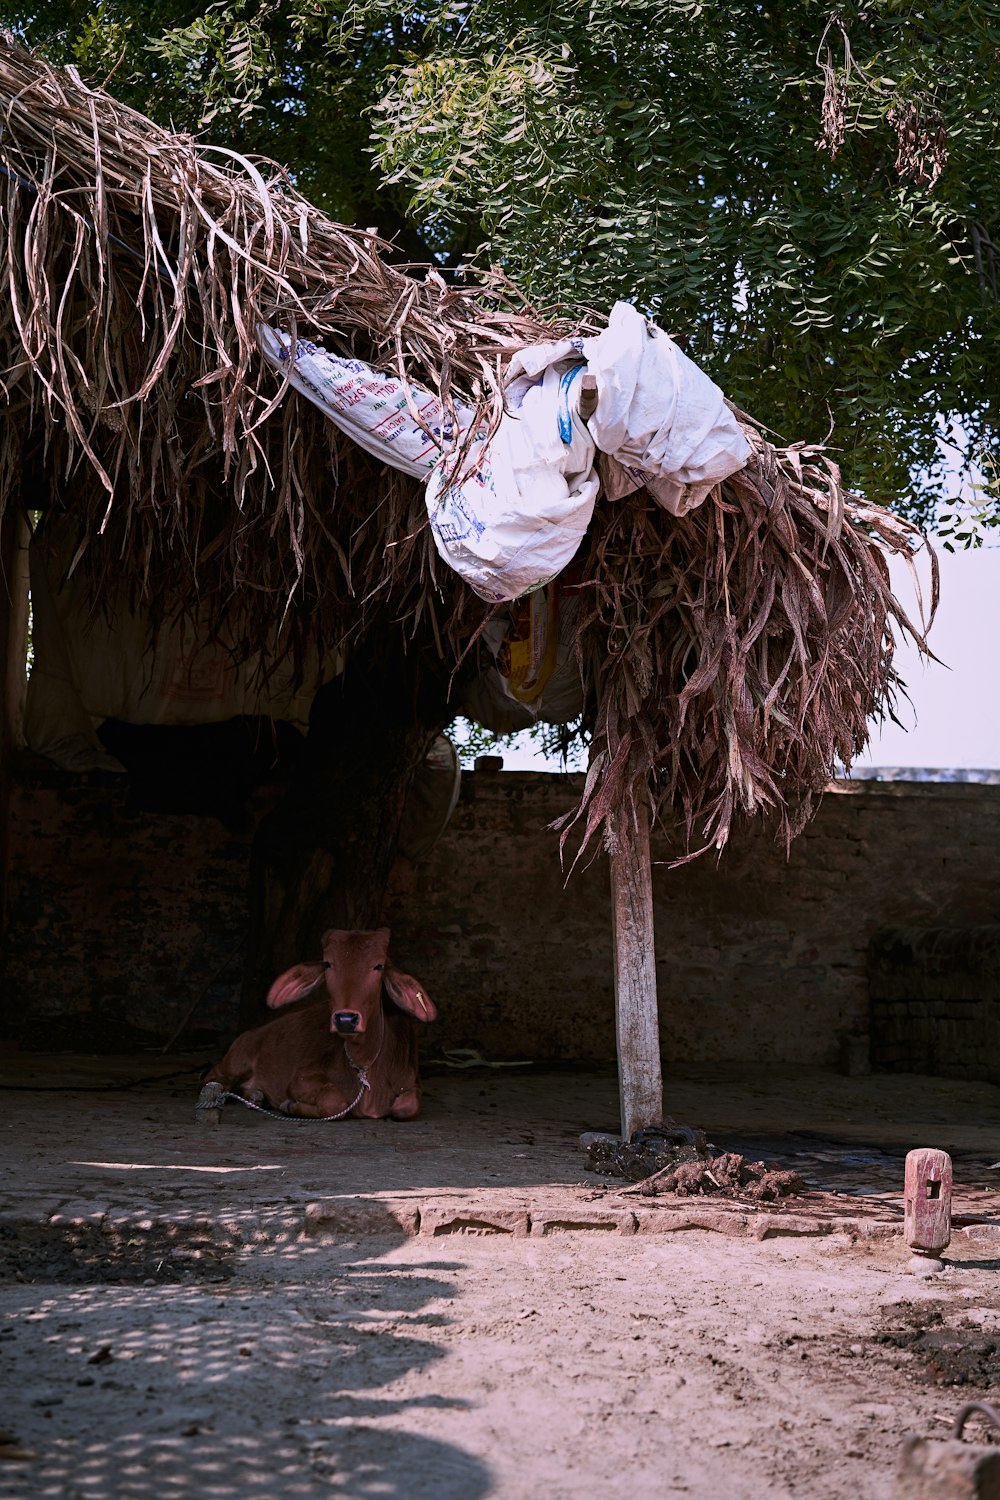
left=240, top=629, right=454, bottom=1027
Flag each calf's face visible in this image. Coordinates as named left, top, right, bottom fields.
left=266, top=928, right=437, bottom=1034
left=323, top=928, right=390, bottom=1034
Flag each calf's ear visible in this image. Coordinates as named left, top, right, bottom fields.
left=266, top=962, right=328, bottom=1009
left=383, top=964, right=437, bottom=1022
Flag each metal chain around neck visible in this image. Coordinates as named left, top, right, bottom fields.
left=343, top=1003, right=385, bottom=1087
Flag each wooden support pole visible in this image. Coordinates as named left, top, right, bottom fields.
left=609, top=798, right=663, bottom=1141
left=578, top=372, right=599, bottom=422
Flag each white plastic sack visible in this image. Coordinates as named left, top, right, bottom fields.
left=260, top=305, right=749, bottom=603
left=259, top=321, right=593, bottom=603
left=503, top=301, right=751, bottom=517
left=581, top=301, right=751, bottom=515
left=425, top=360, right=599, bottom=602
left=423, top=302, right=750, bottom=600
left=258, top=326, right=472, bottom=478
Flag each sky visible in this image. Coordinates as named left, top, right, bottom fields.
left=854, top=542, right=1000, bottom=772
left=490, top=542, right=1000, bottom=774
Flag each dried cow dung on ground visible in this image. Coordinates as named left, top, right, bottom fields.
left=583, top=1120, right=713, bottom=1182
left=583, top=1123, right=804, bottom=1201
left=644, top=1152, right=805, bottom=1202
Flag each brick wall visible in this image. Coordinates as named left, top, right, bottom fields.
left=869, top=926, right=1000, bottom=1082
left=384, top=774, right=1000, bottom=1068
left=3, top=760, right=999, bottom=1065
left=2, top=760, right=252, bottom=1049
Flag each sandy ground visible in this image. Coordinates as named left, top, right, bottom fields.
left=1, top=1058, right=999, bottom=1498
left=4, top=1232, right=1000, bottom=1499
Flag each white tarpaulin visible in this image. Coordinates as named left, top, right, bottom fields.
left=25, top=521, right=338, bottom=772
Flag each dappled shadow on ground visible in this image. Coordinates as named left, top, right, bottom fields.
left=0, top=1217, right=239, bottom=1286
left=0, top=1215, right=493, bottom=1499
left=0, top=1424, right=492, bottom=1499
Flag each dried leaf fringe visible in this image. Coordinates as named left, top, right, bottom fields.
left=0, top=36, right=935, bottom=867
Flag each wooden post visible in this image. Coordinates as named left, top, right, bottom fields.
left=585, top=357, right=661, bottom=1139
left=609, top=798, right=663, bottom=1140
left=578, top=372, right=599, bottom=422
left=904, top=1147, right=952, bottom=1274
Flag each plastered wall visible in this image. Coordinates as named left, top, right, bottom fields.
left=385, top=773, right=1000, bottom=1066
left=3, top=761, right=999, bottom=1065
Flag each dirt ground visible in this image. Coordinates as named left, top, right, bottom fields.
left=1, top=1056, right=999, bottom=1498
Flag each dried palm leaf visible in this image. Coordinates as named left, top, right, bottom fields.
left=0, top=35, right=935, bottom=868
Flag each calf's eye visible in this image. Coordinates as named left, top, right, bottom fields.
left=373, top=963, right=384, bottom=972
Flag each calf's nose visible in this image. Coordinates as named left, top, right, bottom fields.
left=332, top=1011, right=363, bottom=1034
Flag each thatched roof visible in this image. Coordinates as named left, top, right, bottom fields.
left=0, top=35, right=935, bottom=863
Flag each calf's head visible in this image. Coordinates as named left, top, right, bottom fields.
left=266, top=927, right=437, bottom=1034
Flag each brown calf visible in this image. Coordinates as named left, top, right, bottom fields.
left=195, top=928, right=437, bottom=1124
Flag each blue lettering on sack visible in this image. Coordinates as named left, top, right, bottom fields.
left=558, top=363, right=586, bottom=443
left=433, top=516, right=465, bottom=545
left=432, top=483, right=488, bottom=544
